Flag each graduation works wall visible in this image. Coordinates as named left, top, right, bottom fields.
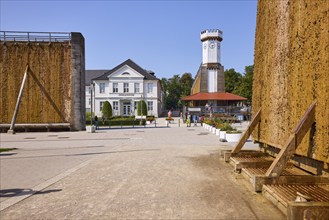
left=0, top=32, right=85, bottom=131
left=252, top=0, right=329, bottom=164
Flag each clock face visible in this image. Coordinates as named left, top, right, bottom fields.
left=209, top=42, right=215, bottom=49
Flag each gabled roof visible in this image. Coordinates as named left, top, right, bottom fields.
left=181, top=92, right=247, bottom=101
left=85, top=70, right=109, bottom=85
left=92, top=59, right=158, bottom=81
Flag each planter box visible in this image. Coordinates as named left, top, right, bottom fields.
left=226, top=133, right=242, bottom=142
left=219, top=131, right=226, bottom=139
left=86, top=125, right=95, bottom=133
left=215, top=129, right=220, bottom=136
left=212, top=127, right=216, bottom=134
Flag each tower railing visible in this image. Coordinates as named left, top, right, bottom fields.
left=0, top=31, right=71, bottom=42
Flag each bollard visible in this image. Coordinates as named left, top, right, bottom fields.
left=178, top=119, right=180, bottom=127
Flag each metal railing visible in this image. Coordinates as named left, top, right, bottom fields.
left=0, top=31, right=71, bottom=42
left=188, top=106, right=249, bottom=115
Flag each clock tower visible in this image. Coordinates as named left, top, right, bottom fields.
left=200, top=29, right=225, bottom=93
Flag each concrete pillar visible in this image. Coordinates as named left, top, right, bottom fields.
left=70, top=32, right=85, bottom=131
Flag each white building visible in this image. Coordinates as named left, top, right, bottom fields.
left=85, top=59, right=164, bottom=117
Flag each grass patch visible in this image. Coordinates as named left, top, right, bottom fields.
left=0, top=148, right=16, bottom=153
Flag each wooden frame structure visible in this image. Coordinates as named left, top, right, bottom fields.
left=222, top=101, right=329, bottom=218
left=225, top=102, right=329, bottom=190
left=7, top=64, right=70, bottom=134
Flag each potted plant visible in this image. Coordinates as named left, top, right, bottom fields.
left=165, top=116, right=174, bottom=126
left=217, top=123, right=233, bottom=140
left=226, top=129, right=243, bottom=142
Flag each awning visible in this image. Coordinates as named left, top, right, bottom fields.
left=181, top=92, right=247, bottom=101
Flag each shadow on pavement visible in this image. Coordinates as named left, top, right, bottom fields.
left=0, top=188, right=62, bottom=198
left=1, top=149, right=161, bottom=160
left=0, top=153, right=17, bottom=156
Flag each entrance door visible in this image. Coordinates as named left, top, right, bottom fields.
left=123, top=102, right=131, bottom=116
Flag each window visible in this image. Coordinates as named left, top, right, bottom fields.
left=88, top=98, right=91, bottom=105
left=100, top=101, right=104, bottom=111
left=113, top=101, right=119, bottom=110
left=134, top=83, right=140, bottom=93
left=134, top=101, right=138, bottom=110
left=99, top=83, right=105, bottom=94
left=124, top=83, right=129, bottom=93
left=147, top=101, right=153, bottom=111
left=113, top=83, right=118, bottom=93
left=88, top=86, right=92, bottom=94
left=147, top=83, right=153, bottom=93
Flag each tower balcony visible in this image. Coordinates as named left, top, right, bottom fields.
left=201, top=29, right=223, bottom=42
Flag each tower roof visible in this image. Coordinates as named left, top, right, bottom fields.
left=181, top=92, right=247, bottom=101
left=201, top=29, right=223, bottom=42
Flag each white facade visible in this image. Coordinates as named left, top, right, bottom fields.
left=201, top=29, right=222, bottom=64
left=86, top=60, right=163, bottom=117
left=207, top=69, right=217, bottom=92
left=200, top=29, right=224, bottom=93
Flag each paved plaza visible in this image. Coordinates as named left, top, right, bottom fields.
left=0, top=118, right=285, bottom=219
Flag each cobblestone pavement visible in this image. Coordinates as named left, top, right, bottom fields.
left=0, top=118, right=285, bottom=219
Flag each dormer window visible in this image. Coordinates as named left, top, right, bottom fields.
left=122, top=72, right=130, bottom=75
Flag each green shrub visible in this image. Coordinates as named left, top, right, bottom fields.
left=85, top=111, right=94, bottom=121
left=102, top=101, right=112, bottom=119
left=226, top=130, right=242, bottom=134
left=137, top=100, right=147, bottom=116
left=110, top=116, right=135, bottom=121
left=147, top=116, right=155, bottom=122
left=217, top=122, right=233, bottom=131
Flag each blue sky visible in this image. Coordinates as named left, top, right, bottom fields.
left=1, top=0, right=257, bottom=79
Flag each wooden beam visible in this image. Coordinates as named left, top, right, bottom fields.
left=231, top=108, right=261, bottom=154
left=7, top=65, right=29, bottom=134
left=265, top=101, right=316, bottom=177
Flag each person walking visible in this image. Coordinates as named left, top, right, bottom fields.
left=199, top=115, right=204, bottom=126
left=94, top=115, right=99, bottom=130
left=186, top=114, right=191, bottom=127
left=193, top=114, right=198, bottom=126
left=190, top=114, right=193, bottom=127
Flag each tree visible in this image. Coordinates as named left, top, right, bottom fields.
left=233, top=65, right=254, bottom=101
left=102, top=101, right=112, bottom=119
left=137, top=100, right=147, bottom=116
left=224, top=68, right=242, bottom=93
left=179, top=72, right=194, bottom=97
left=166, top=75, right=182, bottom=110
left=160, top=78, right=169, bottom=110
left=161, top=73, right=194, bottom=110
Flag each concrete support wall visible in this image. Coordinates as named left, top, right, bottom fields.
left=71, top=33, right=85, bottom=131
left=216, top=65, right=225, bottom=92
left=200, top=66, right=208, bottom=93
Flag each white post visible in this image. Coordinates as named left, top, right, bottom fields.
left=140, top=94, right=143, bottom=125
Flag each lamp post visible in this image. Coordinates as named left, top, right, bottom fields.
left=90, top=83, right=94, bottom=126
left=140, top=94, right=143, bottom=125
